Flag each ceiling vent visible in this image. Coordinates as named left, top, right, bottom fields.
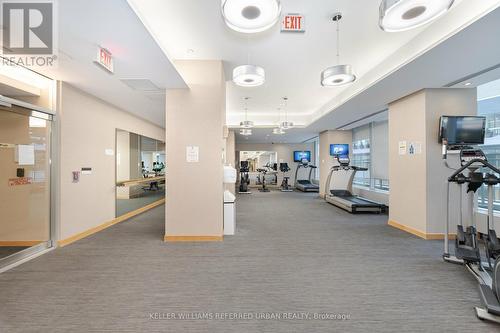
left=120, top=78, right=161, bottom=92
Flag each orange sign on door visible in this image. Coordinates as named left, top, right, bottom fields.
left=9, top=177, right=33, bottom=186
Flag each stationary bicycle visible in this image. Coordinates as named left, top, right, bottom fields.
left=280, top=163, right=293, bottom=192
left=256, top=168, right=270, bottom=192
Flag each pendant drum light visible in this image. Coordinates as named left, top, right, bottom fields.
left=240, top=97, right=254, bottom=134
left=233, top=64, right=265, bottom=87
left=221, top=0, right=282, bottom=34
left=321, top=13, right=356, bottom=87
left=279, top=97, right=293, bottom=130
left=240, top=128, right=253, bottom=136
left=379, top=0, right=454, bottom=32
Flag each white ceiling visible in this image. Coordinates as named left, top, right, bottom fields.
left=128, top=0, right=499, bottom=136
left=38, top=0, right=499, bottom=142
left=36, top=0, right=187, bottom=125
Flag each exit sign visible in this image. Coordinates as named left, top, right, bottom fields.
left=95, top=47, right=114, bottom=73
left=281, top=14, right=305, bottom=32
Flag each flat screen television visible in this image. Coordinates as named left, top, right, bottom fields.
left=439, top=116, right=486, bottom=145
left=330, top=144, right=349, bottom=157
left=293, top=151, right=311, bottom=162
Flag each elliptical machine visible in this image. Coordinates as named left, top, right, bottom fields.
left=443, top=145, right=500, bottom=323
left=280, top=163, right=293, bottom=192
left=238, top=161, right=251, bottom=194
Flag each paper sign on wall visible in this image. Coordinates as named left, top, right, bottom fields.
left=186, top=146, right=199, bottom=163
left=398, top=141, right=407, bottom=155
left=15, top=145, right=35, bottom=165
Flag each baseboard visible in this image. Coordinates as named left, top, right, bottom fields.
left=58, top=198, right=165, bottom=247
left=0, top=241, right=43, bottom=247
left=164, top=235, right=223, bottom=242
left=388, top=220, right=456, bottom=240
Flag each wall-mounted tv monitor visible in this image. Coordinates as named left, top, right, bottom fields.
left=293, top=151, right=311, bottom=162
left=330, top=144, right=349, bottom=157
left=439, top=116, right=486, bottom=145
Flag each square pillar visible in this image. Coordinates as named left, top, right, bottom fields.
left=165, top=60, right=225, bottom=241
left=388, top=88, right=477, bottom=239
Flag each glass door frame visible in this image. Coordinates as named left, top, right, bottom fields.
left=0, top=97, right=56, bottom=273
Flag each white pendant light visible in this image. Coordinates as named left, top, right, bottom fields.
left=321, top=13, right=356, bottom=87
left=279, top=97, right=293, bottom=129
left=240, top=97, right=255, bottom=128
left=221, top=0, right=281, bottom=34
left=233, top=65, right=265, bottom=87
left=379, top=0, right=454, bottom=32
left=240, top=128, right=253, bottom=136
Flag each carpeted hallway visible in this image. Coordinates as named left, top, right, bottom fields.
left=0, top=191, right=497, bottom=332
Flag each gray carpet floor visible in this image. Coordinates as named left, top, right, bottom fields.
left=0, top=190, right=498, bottom=332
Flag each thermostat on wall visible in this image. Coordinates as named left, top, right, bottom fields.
left=81, top=168, right=92, bottom=175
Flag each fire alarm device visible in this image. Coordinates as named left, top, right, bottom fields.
left=72, top=171, right=80, bottom=183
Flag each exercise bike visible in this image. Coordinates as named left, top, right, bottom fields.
left=443, top=146, right=500, bottom=323
left=238, top=161, right=251, bottom=194
left=256, top=168, right=270, bottom=192
left=280, top=163, right=293, bottom=192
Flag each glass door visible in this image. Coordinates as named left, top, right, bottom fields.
left=0, top=104, right=52, bottom=268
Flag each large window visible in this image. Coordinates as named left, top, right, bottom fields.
left=352, top=116, right=389, bottom=192
left=477, top=78, right=500, bottom=210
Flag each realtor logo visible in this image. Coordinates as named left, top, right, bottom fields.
left=0, top=0, right=57, bottom=67
left=2, top=1, right=53, bottom=54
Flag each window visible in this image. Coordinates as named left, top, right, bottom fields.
left=477, top=78, right=500, bottom=210
left=351, top=116, right=389, bottom=192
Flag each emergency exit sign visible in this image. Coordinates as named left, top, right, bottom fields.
left=95, top=47, right=114, bottom=73
left=281, top=14, right=305, bottom=32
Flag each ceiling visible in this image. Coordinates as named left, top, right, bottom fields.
left=128, top=0, right=500, bottom=143
left=36, top=0, right=187, bottom=125
left=22, top=0, right=499, bottom=143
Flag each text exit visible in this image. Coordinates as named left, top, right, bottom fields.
left=281, top=14, right=305, bottom=33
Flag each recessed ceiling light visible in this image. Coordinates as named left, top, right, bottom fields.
left=379, top=0, right=455, bottom=32
left=221, top=0, right=281, bottom=34
left=464, top=82, right=472, bottom=86
left=233, top=65, right=265, bottom=87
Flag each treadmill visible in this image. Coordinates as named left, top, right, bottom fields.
left=294, top=159, right=319, bottom=192
left=325, top=156, right=384, bottom=213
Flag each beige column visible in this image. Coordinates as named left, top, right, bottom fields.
left=388, top=88, right=477, bottom=239
left=165, top=60, right=225, bottom=241
left=319, top=130, right=353, bottom=198
left=224, top=130, right=236, bottom=195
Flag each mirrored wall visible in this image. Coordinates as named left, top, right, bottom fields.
left=115, top=130, right=165, bottom=217
left=239, top=151, right=278, bottom=186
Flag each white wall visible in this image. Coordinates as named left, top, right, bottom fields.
left=56, top=82, right=165, bottom=240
